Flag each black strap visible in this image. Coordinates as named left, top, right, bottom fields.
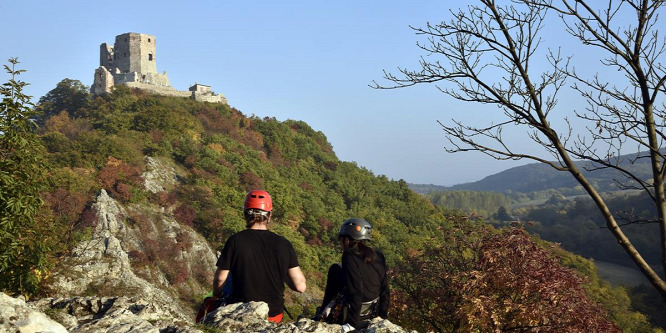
left=284, top=306, right=293, bottom=320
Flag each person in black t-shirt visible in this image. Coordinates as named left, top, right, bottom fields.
left=213, top=190, right=306, bottom=323
left=318, top=218, right=390, bottom=332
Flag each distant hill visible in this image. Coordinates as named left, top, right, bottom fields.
left=411, top=154, right=653, bottom=194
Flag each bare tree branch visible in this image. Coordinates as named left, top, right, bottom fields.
left=373, top=0, right=666, bottom=300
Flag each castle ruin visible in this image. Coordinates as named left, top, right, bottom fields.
left=91, top=32, right=227, bottom=104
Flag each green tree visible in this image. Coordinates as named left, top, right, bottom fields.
left=0, top=58, right=50, bottom=295
left=36, top=78, right=90, bottom=124
left=494, top=206, right=514, bottom=222
left=374, top=0, right=666, bottom=300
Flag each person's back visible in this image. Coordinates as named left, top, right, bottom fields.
left=318, top=218, right=390, bottom=331
left=213, top=190, right=306, bottom=323
left=219, top=229, right=297, bottom=315
left=341, top=246, right=389, bottom=324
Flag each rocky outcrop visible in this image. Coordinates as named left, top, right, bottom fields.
left=199, top=301, right=410, bottom=333
left=47, top=189, right=216, bottom=323
left=1, top=292, right=411, bottom=333
left=142, top=156, right=181, bottom=194
left=48, top=189, right=136, bottom=295
left=0, top=293, right=67, bottom=333
left=29, top=295, right=200, bottom=333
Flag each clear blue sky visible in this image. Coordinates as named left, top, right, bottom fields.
left=0, top=0, right=558, bottom=186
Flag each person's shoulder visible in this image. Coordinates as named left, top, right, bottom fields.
left=269, top=231, right=292, bottom=243
left=227, top=229, right=252, bottom=241
left=373, top=248, right=387, bottom=266
left=265, top=232, right=297, bottom=251
left=231, top=229, right=249, bottom=237
left=342, top=248, right=362, bottom=260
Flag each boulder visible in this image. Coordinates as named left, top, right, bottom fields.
left=0, top=292, right=67, bottom=333
left=200, top=301, right=412, bottom=333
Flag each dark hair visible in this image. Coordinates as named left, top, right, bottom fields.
left=244, top=209, right=270, bottom=228
left=340, top=235, right=376, bottom=263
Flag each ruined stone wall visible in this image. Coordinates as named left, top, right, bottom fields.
left=124, top=82, right=191, bottom=98
left=142, top=72, right=171, bottom=86
left=193, top=92, right=228, bottom=104
left=91, top=66, right=114, bottom=95
left=113, top=72, right=140, bottom=84
left=113, top=71, right=169, bottom=87
left=100, top=43, right=113, bottom=70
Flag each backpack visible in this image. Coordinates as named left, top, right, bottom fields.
left=315, top=293, right=379, bottom=325
left=196, top=275, right=234, bottom=323
left=318, top=293, right=348, bottom=324
left=195, top=295, right=229, bottom=323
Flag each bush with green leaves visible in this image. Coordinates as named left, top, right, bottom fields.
left=0, top=59, right=51, bottom=296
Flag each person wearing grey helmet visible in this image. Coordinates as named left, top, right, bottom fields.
left=315, top=218, right=390, bottom=332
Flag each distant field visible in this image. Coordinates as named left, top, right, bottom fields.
left=594, top=260, right=650, bottom=287
left=511, top=199, right=547, bottom=208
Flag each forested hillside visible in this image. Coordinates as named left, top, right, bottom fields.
left=1, top=70, right=660, bottom=331
left=31, top=80, right=448, bottom=292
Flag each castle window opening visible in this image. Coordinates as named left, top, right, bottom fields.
left=148, top=38, right=151, bottom=43
left=149, top=53, right=153, bottom=61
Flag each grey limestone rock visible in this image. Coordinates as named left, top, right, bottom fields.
left=2, top=292, right=413, bottom=333
left=47, top=189, right=192, bottom=323
left=142, top=156, right=181, bottom=194
left=0, top=292, right=68, bottom=333
left=200, top=302, right=414, bottom=333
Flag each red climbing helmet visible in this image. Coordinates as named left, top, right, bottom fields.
left=244, top=190, right=273, bottom=212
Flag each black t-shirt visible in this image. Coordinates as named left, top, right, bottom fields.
left=342, top=248, right=390, bottom=328
left=216, top=229, right=299, bottom=316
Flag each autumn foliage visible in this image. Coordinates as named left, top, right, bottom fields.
left=458, top=228, right=619, bottom=332
left=391, top=226, right=620, bottom=332
left=97, top=157, right=143, bottom=202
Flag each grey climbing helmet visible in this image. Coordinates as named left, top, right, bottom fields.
left=339, top=218, right=372, bottom=241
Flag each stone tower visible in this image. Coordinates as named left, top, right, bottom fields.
left=92, top=32, right=170, bottom=95
left=108, top=33, right=157, bottom=75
